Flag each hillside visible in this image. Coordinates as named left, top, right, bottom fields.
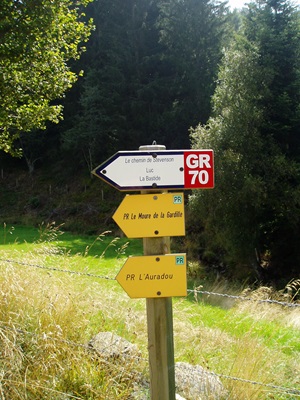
left=0, top=160, right=123, bottom=235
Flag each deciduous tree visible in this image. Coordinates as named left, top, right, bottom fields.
left=189, top=0, right=300, bottom=282
left=0, top=0, right=93, bottom=155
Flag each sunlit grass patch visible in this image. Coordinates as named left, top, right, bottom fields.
left=0, top=224, right=299, bottom=399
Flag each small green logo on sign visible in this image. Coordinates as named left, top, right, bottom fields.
left=173, top=195, right=183, bottom=204
left=175, top=255, right=185, bottom=265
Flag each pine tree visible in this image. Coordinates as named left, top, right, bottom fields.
left=157, top=0, right=230, bottom=147
left=189, top=0, right=300, bottom=282
left=61, top=0, right=231, bottom=171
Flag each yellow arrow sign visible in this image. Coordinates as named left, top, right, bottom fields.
left=116, top=254, right=187, bottom=298
left=113, top=193, right=185, bottom=238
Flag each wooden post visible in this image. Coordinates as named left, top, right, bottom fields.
left=140, top=144, right=176, bottom=400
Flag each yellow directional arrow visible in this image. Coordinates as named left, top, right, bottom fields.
left=113, top=193, right=185, bottom=238
left=116, top=254, right=187, bottom=298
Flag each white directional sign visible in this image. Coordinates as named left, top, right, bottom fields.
left=92, top=150, right=214, bottom=191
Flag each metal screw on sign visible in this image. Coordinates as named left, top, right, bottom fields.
left=92, top=141, right=192, bottom=400
left=92, top=141, right=214, bottom=191
left=140, top=142, right=176, bottom=400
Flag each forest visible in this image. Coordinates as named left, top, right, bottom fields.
left=1, top=0, right=300, bottom=286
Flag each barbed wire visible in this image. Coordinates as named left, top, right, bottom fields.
left=1, top=323, right=299, bottom=398
left=1, top=256, right=300, bottom=397
left=0, top=378, right=83, bottom=400
left=188, top=288, right=300, bottom=308
left=0, top=323, right=143, bottom=397
left=207, top=371, right=300, bottom=397
left=0, top=257, right=115, bottom=281
left=1, top=257, right=299, bottom=308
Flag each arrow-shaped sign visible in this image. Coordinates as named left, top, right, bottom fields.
left=116, top=254, right=187, bottom=298
left=113, top=193, right=185, bottom=238
left=92, top=150, right=214, bottom=191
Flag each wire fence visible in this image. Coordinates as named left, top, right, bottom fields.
left=1, top=256, right=300, bottom=399
left=0, top=257, right=116, bottom=281
left=1, top=256, right=299, bottom=308
left=187, top=288, right=300, bottom=308
left=1, top=322, right=299, bottom=398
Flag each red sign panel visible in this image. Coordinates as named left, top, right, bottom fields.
left=92, top=149, right=214, bottom=191
left=184, top=150, right=214, bottom=189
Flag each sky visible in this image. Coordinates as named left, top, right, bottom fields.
left=227, top=0, right=247, bottom=8
left=227, top=0, right=300, bottom=9
left=227, top=0, right=246, bottom=8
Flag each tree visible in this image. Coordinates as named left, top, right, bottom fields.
left=62, top=0, right=169, bottom=168
left=244, top=0, right=300, bottom=158
left=157, top=0, right=231, bottom=147
left=189, top=0, right=300, bottom=283
left=61, top=0, right=232, bottom=171
left=0, top=0, right=93, bottom=155
left=189, top=41, right=267, bottom=275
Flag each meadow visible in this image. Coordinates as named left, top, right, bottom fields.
left=0, top=223, right=299, bottom=399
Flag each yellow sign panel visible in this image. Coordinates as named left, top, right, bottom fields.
left=116, top=254, right=187, bottom=298
left=113, top=193, right=185, bottom=238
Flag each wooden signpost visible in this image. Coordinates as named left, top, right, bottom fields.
left=92, top=142, right=214, bottom=400
left=92, top=149, right=214, bottom=191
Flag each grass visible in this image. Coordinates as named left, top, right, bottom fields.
left=185, top=302, right=300, bottom=353
left=0, top=224, right=299, bottom=399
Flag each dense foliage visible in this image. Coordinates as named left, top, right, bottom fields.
left=0, top=0, right=93, bottom=155
left=61, top=0, right=230, bottom=170
left=190, top=0, right=300, bottom=283
left=1, top=0, right=300, bottom=284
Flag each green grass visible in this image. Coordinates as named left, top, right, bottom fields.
left=0, top=224, right=299, bottom=399
left=185, top=302, right=300, bottom=354
left=1, top=223, right=39, bottom=244
left=0, top=223, right=143, bottom=257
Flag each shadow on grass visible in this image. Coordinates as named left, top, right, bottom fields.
left=0, top=224, right=143, bottom=259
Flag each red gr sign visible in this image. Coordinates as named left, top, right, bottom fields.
left=184, top=150, right=214, bottom=189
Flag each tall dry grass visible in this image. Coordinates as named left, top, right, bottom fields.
left=0, top=244, right=148, bottom=399
left=0, top=231, right=299, bottom=399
